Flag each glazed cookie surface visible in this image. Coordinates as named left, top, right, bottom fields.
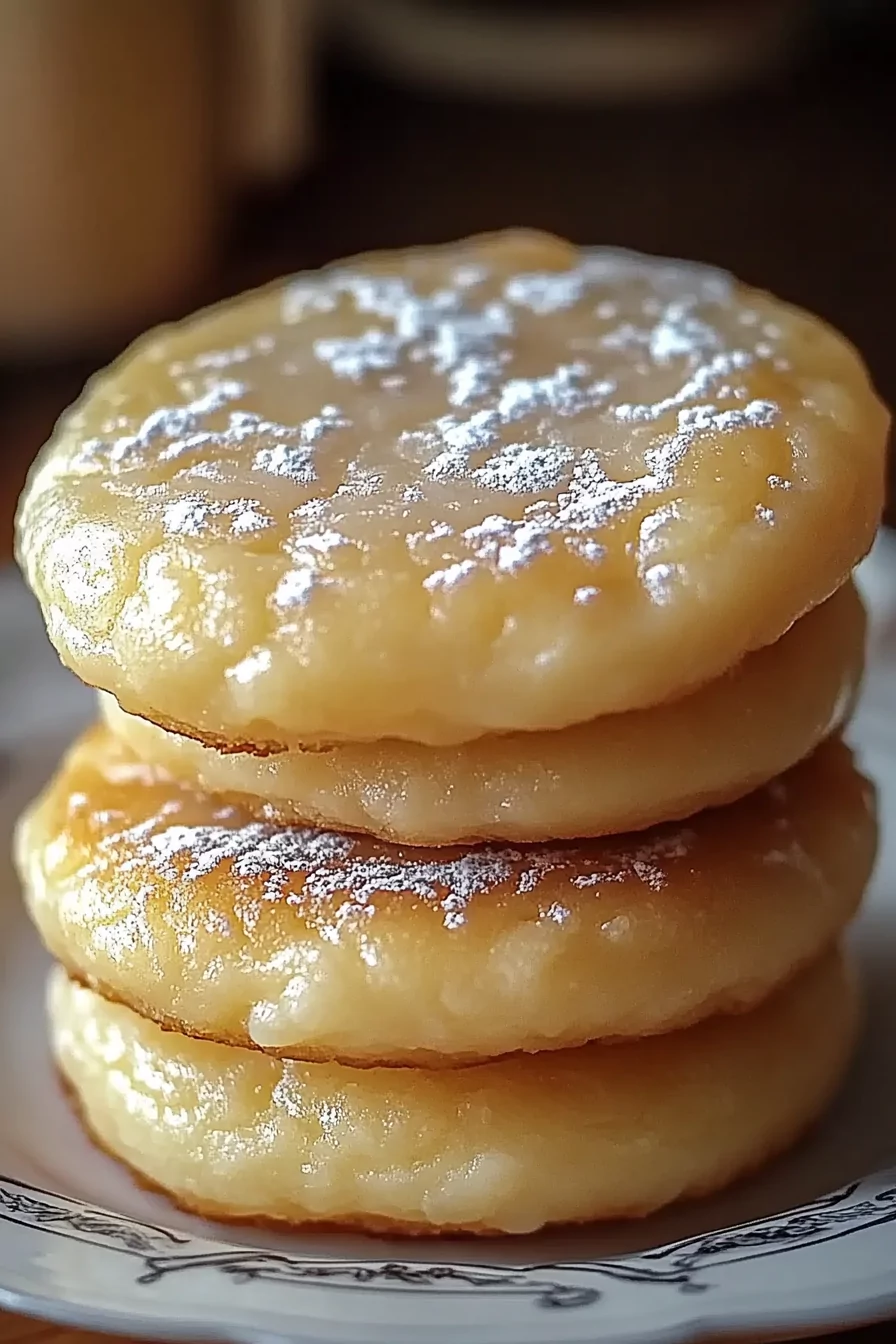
left=19, top=727, right=875, bottom=1064
left=50, top=952, right=857, bottom=1234
left=16, top=231, right=888, bottom=746
left=101, top=581, right=864, bottom=844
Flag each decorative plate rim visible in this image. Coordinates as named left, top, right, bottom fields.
left=2, top=1170, right=896, bottom=1344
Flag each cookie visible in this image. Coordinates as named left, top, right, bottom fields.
left=49, top=951, right=858, bottom=1234
left=16, top=231, right=887, bottom=747
left=19, top=726, right=875, bottom=1064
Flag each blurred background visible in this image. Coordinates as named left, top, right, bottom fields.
left=1, top=0, right=894, bottom=557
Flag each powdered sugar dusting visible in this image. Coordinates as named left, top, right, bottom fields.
left=423, top=560, right=478, bottom=593
left=496, top=363, right=612, bottom=420
left=274, top=569, right=319, bottom=610
left=251, top=405, right=348, bottom=485
left=273, top=527, right=356, bottom=611
left=473, top=442, right=573, bottom=495
left=108, top=801, right=697, bottom=930
left=313, top=330, right=405, bottom=380
left=310, top=277, right=515, bottom=411
left=78, top=381, right=247, bottom=466
left=78, top=388, right=350, bottom=492
left=162, top=494, right=273, bottom=538
left=59, top=234, right=801, bottom=618
left=572, top=830, right=695, bottom=893
left=504, top=270, right=588, bottom=314
left=414, top=363, right=614, bottom=490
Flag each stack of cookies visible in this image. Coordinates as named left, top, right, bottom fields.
left=14, top=232, right=889, bottom=1236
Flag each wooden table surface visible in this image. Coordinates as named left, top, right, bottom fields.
left=0, top=1319, right=891, bottom=1344
left=1, top=33, right=894, bottom=1344
left=0, top=1320, right=142, bottom=1344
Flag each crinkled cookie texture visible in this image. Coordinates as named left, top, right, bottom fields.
left=100, top=581, right=864, bottom=844
left=16, top=231, right=888, bottom=746
left=50, top=952, right=858, bottom=1234
left=19, top=728, right=875, bottom=1064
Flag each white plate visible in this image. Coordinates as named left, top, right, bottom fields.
left=2, top=536, right=896, bottom=1344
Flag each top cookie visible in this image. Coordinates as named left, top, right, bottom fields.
left=16, top=231, right=888, bottom=747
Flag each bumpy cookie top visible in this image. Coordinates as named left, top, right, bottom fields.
left=16, top=230, right=888, bottom=745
